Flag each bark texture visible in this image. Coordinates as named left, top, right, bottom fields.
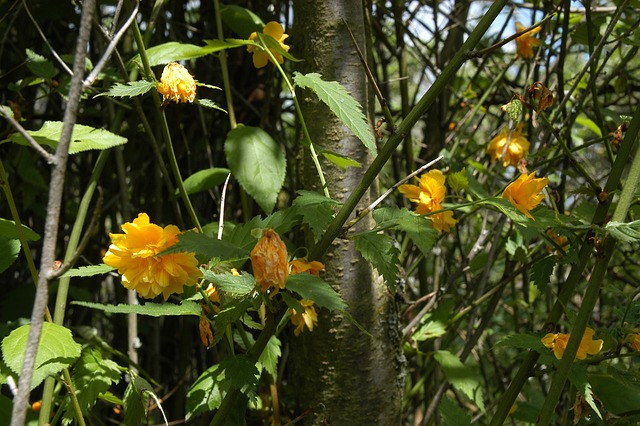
left=291, top=1, right=404, bottom=424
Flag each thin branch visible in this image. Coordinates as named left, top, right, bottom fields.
left=10, top=0, right=96, bottom=424
left=0, top=107, right=56, bottom=164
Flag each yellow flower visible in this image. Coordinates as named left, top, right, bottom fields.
left=487, top=124, right=530, bottom=168
left=290, top=259, right=325, bottom=276
left=515, top=21, right=541, bottom=59
left=289, top=299, right=318, bottom=336
left=399, top=170, right=447, bottom=215
left=156, top=63, right=197, bottom=103
left=251, top=228, right=289, bottom=292
left=399, top=169, right=457, bottom=232
left=103, top=213, right=202, bottom=300
left=626, top=333, right=640, bottom=352
left=247, top=21, right=290, bottom=68
left=541, top=327, right=603, bottom=360
left=502, top=172, right=548, bottom=219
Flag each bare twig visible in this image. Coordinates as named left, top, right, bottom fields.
left=10, top=0, right=96, bottom=424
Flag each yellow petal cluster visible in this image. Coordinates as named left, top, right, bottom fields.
left=290, top=259, right=325, bottom=276
left=515, top=21, right=542, bottom=59
left=247, top=22, right=290, bottom=68
left=487, top=124, right=530, bottom=168
left=103, top=213, right=202, bottom=300
left=627, top=333, right=640, bottom=352
left=502, top=172, right=548, bottom=219
left=251, top=228, right=289, bottom=292
left=290, top=299, right=318, bottom=336
left=541, top=327, right=603, bottom=360
left=157, top=63, right=197, bottom=103
left=399, top=169, right=457, bottom=232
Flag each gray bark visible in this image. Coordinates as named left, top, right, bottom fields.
left=291, top=1, right=404, bottom=424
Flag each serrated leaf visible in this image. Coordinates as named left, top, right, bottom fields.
left=161, top=231, right=249, bottom=261
left=412, top=300, right=454, bottom=342
left=256, top=32, right=300, bottom=63
left=293, top=72, right=376, bottom=155
left=530, top=256, right=556, bottom=292
left=447, top=169, right=469, bottom=194
left=292, top=190, right=340, bottom=242
left=6, top=121, right=127, bottom=154
left=97, top=80, right=156, bottom=98
left=286, top=273, right=347, bottom=311
left=439, top=396, right=472, bottom=426
left=0, top=237, right=20, bottom=274
left=320, top=150, right=362, bottom=169
left=203, top=271, right=255, bottom=296
left=2, top=323, right=82, bottom=390
left=194, top=98, right=226, bottom=111
left=213, top=299, right=253, bottom=345
left=60, top=264, right=116, bottom=278
left=224, top=125, right=286, bottom=214
left=434, top=350, right=485, bottom=412
left=221, top=355, right=260, bottom=393
left=71, top=300, right=202, bottom=316
left=568, top=365, right=603, bottom=420
left=0, top=218, right=40, bottom=241
left=504, top=99, right=523, bottom=123
left=373, top=207, right=437, bottom=256
left=124, top=371, right=153, bottom=424
left=62, top=347, right=121, bottom=424
left=26, top=48, right=57, bottom=79
left=129, top=42, right=231, bottom=68
left=186, top=364, right=226, bottom=420
left=493, top=333, right=548, bottom=353
left=257, top=336, right=281, bottom=378
left=605, top=220, right=640, bottom=243
left=354, top=231, right=399, bottom=291
left=180, top=168, right=230, bottom=195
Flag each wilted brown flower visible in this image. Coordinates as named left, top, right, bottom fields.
left=251, top=229, right=289, bottom=292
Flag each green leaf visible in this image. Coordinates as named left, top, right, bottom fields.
left=220, top=5, right=264, bottom=38
left=0, top=237, right=20, bottom=274
left=220, top=355, right=260, bottom=393
left=439, top=396, right=472, bottom=426
left=62, top=347, right=121, bottom=424
left=129, top=42, right=229, bottom=68
left=213, top=298, right=253, bottom=345
left=224, top=125, right=286, bottom=214
left=293, top=72, right=376, bottom=155
left=2, top=323, right=82, bottom=390
left=493, top=333, right=548, bottom=354
left=372, top=207, right=438, bottom=256
left=292, top=190, right=340, bottom=242
left=256, top=32, right=300, bottom=63
left=604, top=220, right=640, bottom=243
left=180, top=168, right=230, bottom=195
left=257, top=336, right=281, bottom=378
left=575, top=113, right=603, bottom=137
left=194, top=98, right=226, bottom=111
left=6, top=121, right=127, bottom=154
left=354, top=231, right=400, bottom=290
left=320, top=150, right=362, bottom=169
left=203, top=271, right=255, bottom=296
left=26, top=48, right=57, bottom=79
left=186, top=364, right=226, bottom=420
left=0, top=218, right=40, bottom=241
left=447, top=168, right=469, bottom=194
left=412, top=300, right=454, bottom=342
left=568, top=365, right=603, bottom=420
left=60, top=264, right=116, bottom=278
left=71, top=300, right=202, bottom=317
left=161, top=231, right=249, bottom=261
left=530, top=256, right=556, bottom=293
left=123, top=371, right=153, bottom=424
left=504, top=99, right=523, bottom=123
left=286, top=273, right=347, bottom=311
left=97, top=80, right=156, bottom=98
left=434, top=350, right=485, bottom=412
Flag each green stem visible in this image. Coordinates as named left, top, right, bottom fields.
left=490, top=99, right=640, bottom=425
left=130, top=20, right=202, bottom=231
left=213, top=0, right=237, bottom=129
left=309, top=0, right=509, bottom=260
left=258, top=34, right=329, bottom=198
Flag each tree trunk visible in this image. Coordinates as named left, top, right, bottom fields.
left=291, top=1, right=404, bottom=424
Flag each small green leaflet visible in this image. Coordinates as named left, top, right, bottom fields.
left=180, top=168, right=230, bottom=195
left=257, top=336, right=281, bottom=378
left=160, top=231, right=249, bottom=261
left=61, top=264, right=116, bottom=278
left=372, top=207, right=437, bottom=257
left=292, top=190, right=340, bottom=243
left=0, top=218, right=40, bottom=241
left=129, top=41, right=237, bottom=68
left=97, top=80, right=156, bottom=98
left=71, top=300, right=202, bottom=317
left=529, top=256, right=556, bottom=293
left=293, top=72, right=376, bottom=156
left=185, top=364, right=226, bottom=420
left=354, top=231, right=400, bottom=291
left=2, top=323, right=82, bottom=390
left=220, top=5, right=264, bottom=38
left=285, top=273, right=347, bottom=311
left=6, top=121, right=127, bottom=154
left=434, top=350, right=485, bottom=412
left=439, top=396, right=472, bottom=426
left=604, top=220, right=640, bottom=243
left=202, top=271, right=255, bottom=296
